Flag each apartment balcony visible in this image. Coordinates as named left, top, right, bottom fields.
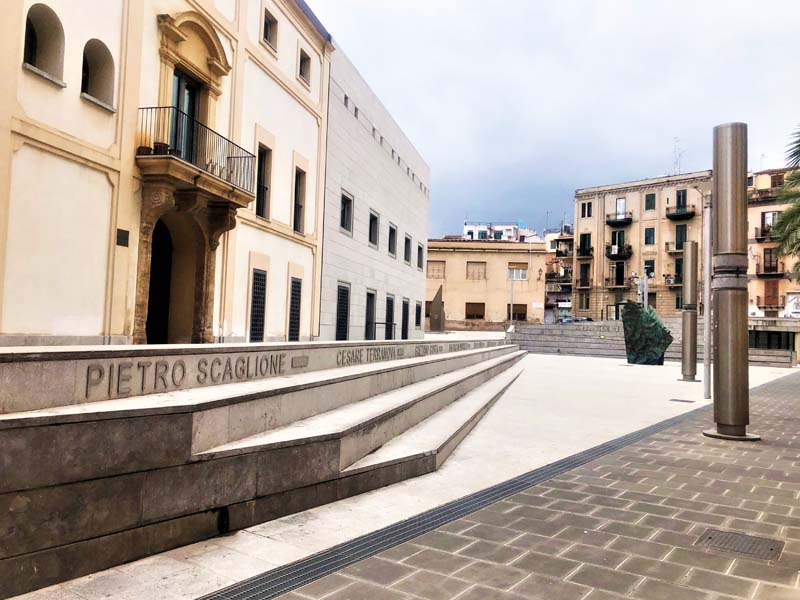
left=605, top=243, right=633, bottom=260
left=546, top=271, right=573, bottom=283
left=665, top=241, right=684, bottom=254
left=135, top=106, right=255, bottom=207
left=604, top=276, right=631, bottom=290
left=665, top=275, right=683, bottom=288
left=757, top=295, right=786, bottom=309
left=666, top=205, right=696, bottom=220
left=754, top=226, right=773, bottom=242
left=755, top=261, right=786, bottom=278
left=576, top=246, right=594, bottom=259
left=605, top=211, right=633, bottom=226
left=575, top=278, right=592, bottom=289
left=555, top=248, right=574, bottom=258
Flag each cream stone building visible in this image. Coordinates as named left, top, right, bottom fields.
left=0, top=0, right=332, bottom=345
left=318, top=47, right=429, bottom=342
left=572, top=171, right=711, bottom=320
left=746, top=167, right=800, bottom=318
left=425, top=238, right=547, bottom=329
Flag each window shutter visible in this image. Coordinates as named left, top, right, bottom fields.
left=288, top=278, right=302, bottom=341
left=249, top=269, right=267, bottom=342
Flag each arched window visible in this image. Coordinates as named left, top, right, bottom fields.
left=23, top=4, right=65, bottom=81
left=81, top=39, right=115, bottom=106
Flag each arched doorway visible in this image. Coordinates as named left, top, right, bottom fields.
left=146, top=220, right=173, bottom=343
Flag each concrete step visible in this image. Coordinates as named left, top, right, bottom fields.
left=194, top=350, right=527, bottom=469
left=343, top=365, right=523, bottom=475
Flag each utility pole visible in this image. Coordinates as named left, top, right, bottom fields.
left=704, top=123, right=759, bottom=441
left=681, top=241, right=698, bottom=382
left=703, top=188, right=712, bottom=399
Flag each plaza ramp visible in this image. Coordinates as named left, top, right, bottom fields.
left=0, top=339, right=523, bottom=598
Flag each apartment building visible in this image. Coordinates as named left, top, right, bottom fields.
left=425, top=238, right=547, bottom=329
left=572, top=171, right=711, bottom=320
left=747, top=167, right=800, bottom=318
left=1, top=0, right=334, bottom=345
left=544, top=225, right=574, bottom=323
left=463, top=221, right=538, bottom=242
left=318, top=46, right=429, bottom=341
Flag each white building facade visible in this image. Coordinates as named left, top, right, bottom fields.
left=319, top=47, right=430, bottom=341
left=463, top=221, right=538, bottom=242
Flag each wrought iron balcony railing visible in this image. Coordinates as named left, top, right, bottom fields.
left=754, top=226, right=773, bottom=241
left=605, top=243, right=633, bottom=260
left=756, top=261, right=785, bottom=276
left=605, top=211, right=633, bottom=226
left=577, top=246, right=593, bottom=258
left=604, top=276, right=631, bottom=289
left=756, top=295, right=785, bottom=308
left=555, top=248, right=574, bottom=258
left=666, top=204, right=696, bottom=220
left=665, top=241, right=684, bottom=253
left=136, top=106, right=255, bottom=193
left=575, top=278, right=592, bottom=289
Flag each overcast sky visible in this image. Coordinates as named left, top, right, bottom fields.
left=311, top=0, right=799, bottom=238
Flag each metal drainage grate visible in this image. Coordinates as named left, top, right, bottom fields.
left=695, top=528, right=784, bottom=560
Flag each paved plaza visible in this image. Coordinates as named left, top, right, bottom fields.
left=14, top=355, right=797, bottom=600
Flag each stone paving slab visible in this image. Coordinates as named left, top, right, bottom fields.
left=278, top=371, right=800, bottom=600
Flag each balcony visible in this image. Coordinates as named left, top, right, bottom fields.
left=665, top=241, right=684, bottom=254
left=757, top=295, right=786, bottom=309
left=754, top=226, right=773, bottom=241
left=575, top=278, right=592, bottom=289
left=576, top=246, right=593, bottom=259
left=666, top=204, right=696, bottom=220
left=665, top=275, right=683, bottom=288
left=605, top=211, right=633, bottom=226
left=546, top=271, right=573, bottom=283
left=135, top=106, right=255, bottom=206
left=555, top=248, right=574, bottom=258
left=756, top=261, right=786, bottom=278
left=604, top=276, right=631, bottom=290
left=605, top=243, right=633, bottom=260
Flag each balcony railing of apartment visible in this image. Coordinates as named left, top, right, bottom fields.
left=665, top=275, right=683, bottom=287
left=136, top=106, right=256, bottom=193
left=604, top=276, right=631, bottom=290
left=546, top=271, right=573, bottom=282
left=605, top=211, right=633, bottom=226
left=575, top=278, right=592, bottom=289
left=556, top=248, right=574, bottom=258
left=605, top=243, right=633, bottom=260
left=665, top=204, right=696, bottom=220
left=754, top=226, right=773, bottom=241
left=665, top=241, right=685, bottom=254
left=756, top=295, right=786, bottom=309
left=756, top=261, right=786, bottom=277
left=577, top=246, right=594, bottom=259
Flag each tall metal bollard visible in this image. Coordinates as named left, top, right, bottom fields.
left=704, top=123, right=760, bottom=441
left=681, top=241, right=698, bottom=382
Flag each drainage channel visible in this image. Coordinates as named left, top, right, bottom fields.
left=199, top=403, right=712, bottom=600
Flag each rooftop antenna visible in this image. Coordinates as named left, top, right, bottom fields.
left=760, top=153, right=766, bottom=170
left=672, top=137, right=686, bottom=175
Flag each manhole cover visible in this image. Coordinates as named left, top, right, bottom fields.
left=695, top=528, right=784, bottom=560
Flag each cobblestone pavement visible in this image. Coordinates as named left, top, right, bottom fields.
left=279, top=371, right=800, bottom=600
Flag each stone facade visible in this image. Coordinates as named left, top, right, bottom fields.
left=319, top=47, right=429, bottom=341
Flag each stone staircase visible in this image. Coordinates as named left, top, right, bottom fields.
left=0, top=339, right=524, bottom=598
left=508, top=319, right=796, bottom=368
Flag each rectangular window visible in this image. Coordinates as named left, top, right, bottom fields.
left=747, top=175, right=754, bottom=187
left=579, top=233, right=591, bottom=253
left=249, top=268, right=267, bottom=342
left=644, top=259, right=655, bottom=278
left=256, top=145, right=271, bottom=219
left=385, top=295, right=395, bottom=340
left=675, top=224, right=687, bottom=250
left=644, top=227, right=655, bottom=245
left=404, top=235, right=412, bottom=263
left=466, top=261, right=487, bottom=280
left=365, top=290, right=376, bottom=340
left=675, top=292, right=683, bottom=310
left=388, top=224, right=397, bottom=256
left=415, top=302, right=422, bottom=327
left=425, top=301, right=432, bottom=318
left=579, top=292, right=590, bottom=311
left=676, top=189, right=687, bottom=208
left=508, top=262, right=528, bottom=281
left=581, top=203, right=586, bottom=219
left=298, top=49, right=310, bottom=83
left=339, top=192, right=353, bottom=233
left=762, top=211, right=780, bottom=229
left=401, top=298, right=409, bottom=339
left=263, top=9, right=278, bottom=49
left=288, top=277, right=302, bottom=341
left=335, top=284, right=350, bottom=341
left=645, top=193, right=656, bottom=210
left=478, top=230, right=488, bottom=240
left=506, top=303, right=527, bottom=320
left=493, top=230, right=503, bottom=240
left=611, top=230, right=625, bottom=247
left=293, top=168, right=305, bottom=233
left=771, top=173, right=785, bottom=188
left=417, top=244, right=424, bottom=269
left=368, top=212, right=379, bottom=246
left=648, top=292, right=657, bottom=308
left=427, top=260, right=445, bottom=279
left=465, top=302, right=485, bottom=320
left=587, top=202, right=593, bottom=218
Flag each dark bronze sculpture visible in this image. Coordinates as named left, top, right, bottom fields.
left=621, top=301, right=673, bottom=365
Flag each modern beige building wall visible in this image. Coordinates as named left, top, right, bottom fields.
left=1, top=0, right=332, bottom=344
left=425, top=239, right=547, bottom=328
left=746, top=167, right=800, bottom=318
left=573, top=171, right=711, bottom=321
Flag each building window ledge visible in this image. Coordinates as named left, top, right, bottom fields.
left=81, top=92, right=116, bottom=113
left=22, top=62, right=66, bottom=88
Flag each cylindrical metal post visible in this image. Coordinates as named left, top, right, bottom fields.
left=681, top=241, right=698, bottom=381
left=705, top=123, right=759, bottom=441
left=703, top=195, right=712, bottom=399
